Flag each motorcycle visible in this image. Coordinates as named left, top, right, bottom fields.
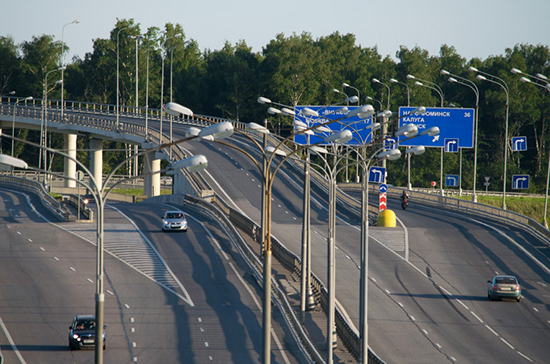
left=401, top=197, right=408, bottom=210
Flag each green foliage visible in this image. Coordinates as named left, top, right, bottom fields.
left=1, top=19, right=549, bottom=196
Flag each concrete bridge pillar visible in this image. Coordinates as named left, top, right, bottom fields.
left=144, top=149, right=161, bottom=198
left=64, top=134, right=77, bottom=188
left=89, top=138, right=103, bottom=191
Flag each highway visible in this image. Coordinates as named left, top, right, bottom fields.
left=0, top=186, right=302, bottom=363
left=182, top=129, right=550, bottom=363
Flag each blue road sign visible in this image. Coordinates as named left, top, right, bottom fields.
left=445, top=174, right=459, bottom=187
left=384, top=137, right=398, bottom=150
left=512, top=174, right=530, bottom=189
left=445, top=138, right=459, bottom=153
left=293, top=106, right=374, bottom=146
left=512, top=137, right=527, bottom=151
left=379, top=184, right=388, bottom=193
left=398, top=107, right=475, bottom=148
left=369, top=167, right=386, bottom=183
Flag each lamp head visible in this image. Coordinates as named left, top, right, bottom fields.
left=510, top=68, right=522, bottom=74
left=372, top=78, right=380, bottom=84
left=406, top=74, right=415, bottom=80
left=468, top=66, right=479, bottom=72
left=257, top=96, right=271, bottom=104
left=440, top=70, right=450, bottom=76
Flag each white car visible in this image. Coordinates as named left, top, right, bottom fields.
left=161, top=211, right=188, bottom=232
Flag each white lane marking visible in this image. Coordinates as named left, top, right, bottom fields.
left=533, top=307, right=539, bottom=312
left=69, top=267, right=76, bottom=271
left=87, top=278, right=94, bottom=283
left=517, top=351, right=533, bottom=362
left=28, top=239, right=32, bottom=243
left=0, top=317, right=27, bottom=364
left=16, top=231, right=21, bottom=235
left=500, top=338, right=515, bottom=349
left=485, top=325, right=499, bottom=336
left=470, top=311, right=484, bottom=323
left=124, top=304, right=130, bottom=309
left=53, top=257, right=59, bottom=261
left=422, top=329, right=429, bottom=335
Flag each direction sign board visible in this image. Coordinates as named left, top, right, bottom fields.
left=384, top=137, right=398, bottom=150
left=445, top=138, right=459, bottom=153
left=445, top=174, right=459, bottom=187
left=293, top=106, right=374, bottom=146
left=512, top=137, right=527, bottom=151
left=369, top=166, right=386, bottom=183
left=512, top=174, right=530, bottom=189
left=398, top=107, right=475, bottom=148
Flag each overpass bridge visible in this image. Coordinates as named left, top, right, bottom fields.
left=0, top=97, right=218, bottom=197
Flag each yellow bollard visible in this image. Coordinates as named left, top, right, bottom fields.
left=377, top=209, right=396, bottom=227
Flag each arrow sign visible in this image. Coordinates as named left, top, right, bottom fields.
left=444, top=138, right=459, bottom=153
left=512, top=174, right=530, bottom=189
left=369, top=167, right=386, bottom=183
left=512, top=137, right=527, bottom=151
left=379, top=184, right=388, bottom=193
left=445, top=174, right=459, bottom=187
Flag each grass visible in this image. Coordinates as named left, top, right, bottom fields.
left=458, top=195, right=548, bottom=226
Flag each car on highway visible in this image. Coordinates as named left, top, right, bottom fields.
left=68, top=315, right=106, bottom=350
left=487, top=275, right=522, bottom=302
left=161, top=210, right=188, bottom=232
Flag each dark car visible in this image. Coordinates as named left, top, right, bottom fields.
left=487, top=275, right=522, bottom=302
left=68, top=315, right=106, bottom=350
left=161, top=210, right=188, bottom=232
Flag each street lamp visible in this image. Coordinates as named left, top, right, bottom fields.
left=41, top=67, right=65, bottom=184
left=116, top=24, right=138, bottom=127
left=169, top=38, right=189, bottom=160
left=11, top=96, right=33, bottom=156
left=250, top=101, right=377, bottom=364
left=366, top=96, right=383, bottom=111
left=60, top=19, right=79, bottom=121
left=3, top=120, right=232, bottom=364
left=407, top=74, right=445, bottom=107
left=159, top=33, right=182, bottom=147
left=145, top=31, right=166, bottom=140
left=469, top=66, right=510, bottom=209
left=442, top=69, right=480, bottom=202
left=342, top=83, right=360, bottom=105
left=371, top=78, right=391, bottom=110
left=390, top=78, right=411, bottom=106
left=512, top=68, right=550, bottom=227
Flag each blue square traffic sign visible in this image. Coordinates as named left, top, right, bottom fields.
left=445, top=174, right=459, bottom=187
left=512, top=137, right=527, bottom=151
left=512, top=174, right=530, bottom=189
left=398, top=107, right=475, bottom=148
left=445, top=138, right=459, bottom=153
left=369, top=167, right=386, bottom=183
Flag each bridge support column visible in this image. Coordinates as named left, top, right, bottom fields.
left=90, top=138, right=103, bottom=191
left=64, top=134, right=77, bottom=188
left=144, top=150, right=161, bottom=198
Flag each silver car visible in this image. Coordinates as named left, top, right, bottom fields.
left=162, top=210, right=188, bottom=232
left=487, top=275, right=521, bottom=302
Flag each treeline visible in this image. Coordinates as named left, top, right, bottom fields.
left=1, top=18, right=549, bottom=192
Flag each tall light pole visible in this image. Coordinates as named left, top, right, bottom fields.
left=372, top=78, right=391, bottom=110
left=511, top=68, right=550, bottom=227
left=470, top=66, right=510, bottom=209
left=159, top=33, right=182, bottom=146
left=366, top=96, right=383, bottom=110
left=342, top=82, right=360, bottom=104
left=116, top=24, right=138, bottom=127
left=411, top=76, right=447, bottom=195
left=11, top=96, right=33, bottom=156
left=169, top=37, right=188, bottom=160
left=390, top=78, right=410, bottom=106
left=60, top=19, right=79, bottom=121
left=442, top=69, right=480, bottom=202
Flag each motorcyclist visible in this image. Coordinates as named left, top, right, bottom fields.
left=401, top=190, right=409, bottom=201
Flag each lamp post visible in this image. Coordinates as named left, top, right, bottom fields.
left=390, top=78, right=410, bottom=106
left=410, top=76, right=446, bottom=195
left=372, top=78, right=391, bottom=110
left=442, top=69, right=480, bottom=202
left=41, top=67, right=65, bottom=185
left=469, top=66, right=510, bottom=209
left=169, top=38, right=188, bottom=160
left=60, top=19, right=79, bottom=121
left=342, top=83, right=360, bottom=105
left=144, top=32, right=166, bottom=140
left=249, top=100, right=376, bottom=364
left=159, top=33, right=182, bottom=146
left=366, top=96, right=383, bottom=111
left=11, top=96, right=33, bottom=156
left=116, top=24, right=138, bottom=127
left=4, top=120, right=233, bottom=364
left=512, top=69, right=550, bottom=227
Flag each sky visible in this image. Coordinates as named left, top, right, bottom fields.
left=1, top=0, right=549, bottom=64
